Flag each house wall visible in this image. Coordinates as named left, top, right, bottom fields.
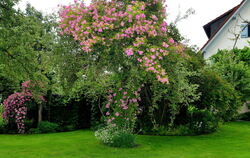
left=203, top=0, right=250, bottom=59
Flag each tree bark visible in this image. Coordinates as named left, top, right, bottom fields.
left=38, top=104, right=43, bottom=124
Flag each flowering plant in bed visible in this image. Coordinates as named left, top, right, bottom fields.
left=95, top=87, right=142, bottom=147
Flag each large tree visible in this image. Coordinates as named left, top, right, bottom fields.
left=58, top=0, right=200, bottom=131
left=0, top=1, right=56, bottom=124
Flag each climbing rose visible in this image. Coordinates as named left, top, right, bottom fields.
left=59, top=0, right=183, bottom=85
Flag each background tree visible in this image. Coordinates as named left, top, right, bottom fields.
left=210, top=49, right=250, bottom=102
left=0, top=1, right=57, bottom=124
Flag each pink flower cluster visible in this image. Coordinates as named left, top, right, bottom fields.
left=59, top=0, right=183, bottom=84
left=135, top=40, right=176, bottom=84
left=105, top=87, right=142, bottom=126
left=2, top=81, right=45, bottom=133
left=2, top=91, right=32, bottom=133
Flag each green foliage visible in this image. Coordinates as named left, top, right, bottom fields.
left=111, top=132, right=136, bottom=148
left=234, top=47, right=250, bottom=65
left=0, top=73, right=19, bottom=100
left=238, top=111, right=250, bottom=121
left=0, top=122, right=7, bottom=134
left=167, top=23, right=185, bottom=43
left=0, top=104, right=8, bottom=134
left=143, top=108, right=219, bottom=136
left=209, top=50, right=250, bottom=102
left=188, top=109, right=219, bottom=135
left=185, top=49, right=206, bottom=71
left=148, top=125, right=189, bottom=136
left=62, top=125, right=76, bottom=132
left=138, top=50, right=240, bottom=135
left=38, top=121, right=59, bottom=133
left=0, top=105, right=6, bottom=133
left=0, top=2, right=60, bottom=104
left=24, top=119, right=35, bottom=132
left=138, top=53, right=200, bottom=132
left=192, top=69, right=241, bottom=121
left=28, top=128, right=41, bottom=134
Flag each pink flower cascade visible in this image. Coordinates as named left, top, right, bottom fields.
left=105, top=87, right=143, bottom=128
left=2, top=92, right=31, bottom=133
left=59, top=0, right=181, bottom=84
left=2, top=81, right=44, bottom=133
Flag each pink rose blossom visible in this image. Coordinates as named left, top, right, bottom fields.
left=115, top=112, right=119, bottom=117
left=123, top=106, right=128, bottom=110
left=125, top=48, right=134, bottom=56
left=121, top=21, right=125, bottom=27
left=152, top=15, right=158, bottom=21
left=138, top=51, right=144, bottom=55
left=105, top=104, right=110, bottom=108
left=169, top=38, right=175, bottom=44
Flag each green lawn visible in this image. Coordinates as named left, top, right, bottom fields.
left=1, top=122, right=250, bottom=158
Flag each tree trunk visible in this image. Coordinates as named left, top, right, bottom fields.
left=38, top=103, right=43, bottom=124
left=47, top=90, right=52, bottom=122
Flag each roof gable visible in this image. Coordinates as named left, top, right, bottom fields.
left=203, top=5, right=238, bottom=39
left=201, top=0, right=246, bottom=51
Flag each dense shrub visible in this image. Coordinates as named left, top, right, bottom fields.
left=95, top=125, right=135, bottom=148
left=191, top=69, right=241, bottom=121
left=137, top=53, right=200, bottom=134
left=188, top=109, right=219, bottom=135
left=24, top=119, right=35, bottom=131
left=28, top=128, right=41, bottom=134
left=0, top=104, right=8, bottom=134
left=63, top=125, right=76, bottom=131
left=0, top=104, right=9, bottom=134
left=148, top=125, right=190, bottom=136
left=0, top=122, right=7, bottom=134
left=38, top=121, right=59, bottom=133
left=144, top=109, right=218, bottom=136
left=57, top=125, right=76, bottom=132
left=210, top=50, right=250, bottom=102
left=141, top=54, right=241, bottom=136
left=238, top=112, right=250, bottom=121
left=233, top=47, right=250, bottom=66
left=112, top=132, right=136, bottom=148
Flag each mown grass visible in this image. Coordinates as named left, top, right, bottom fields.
left=0, top=122, right=250, bottom=158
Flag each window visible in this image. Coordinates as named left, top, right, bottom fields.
left=241, top=23, right=250, bottom=38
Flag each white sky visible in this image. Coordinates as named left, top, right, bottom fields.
left=17, top=0, right=243, bottom=48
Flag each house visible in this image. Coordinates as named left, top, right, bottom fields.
left=201, top=0, right=250, bottom=59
